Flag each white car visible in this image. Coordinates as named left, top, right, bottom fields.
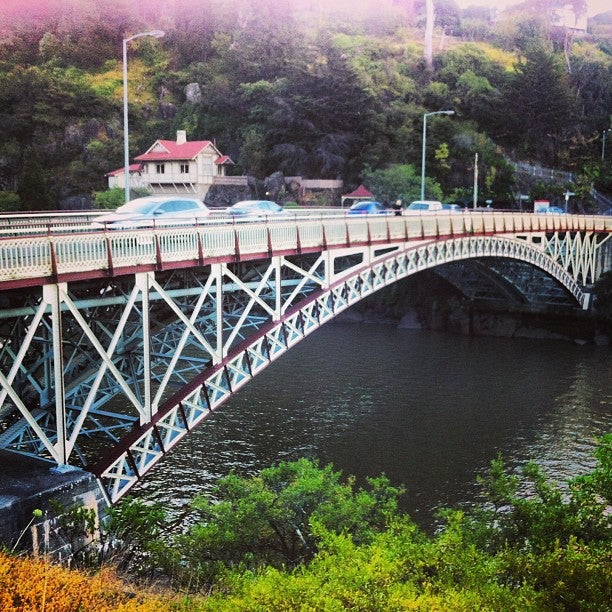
left=227, top=200, right=287, bottom=217
left=91, top=196, right=211, bottom=229
left=401, top=200, right=444, bottom=215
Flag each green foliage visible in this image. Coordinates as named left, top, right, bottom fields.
left=0, top=191, right=20, bottom=212
left=200, top=518, right=539, bottom=611
left=17, top=151, right=51, bottom=211
left=0, top=0, right=610, bottom=207
left=499, top=539, right=612, bottom=611
left=498, top=43, right=579, bottom=165
left=94, top=187, right=149, bottom=210
left=171, top=458, right=404, bottom=588
left=102, top=496, right=170, bottom=574
left=8, top=442, right=610, bottom=609
left=363, top=164, right=442, bottom=204
left=462, top=434, right=612, bottom=556
left=196, top=439, right=612, bottom=609
left=493, top=15, right=548, bottom=52
left=0, top=63, right=119, bottom=204
left=49, top=499, right=98, bottom=567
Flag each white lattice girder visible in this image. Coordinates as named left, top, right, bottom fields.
left=95, top=234, right=591, bottom=501
left=1, top=228, right=605, bottom=500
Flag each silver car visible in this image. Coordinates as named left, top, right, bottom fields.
left=92, top=196, right=210, bottom=229
left=227, top=200, right=287, bottom=218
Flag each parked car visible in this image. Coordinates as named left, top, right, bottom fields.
left=91, top=196, right=210, bottom=229
left=537, top=206, right=566, bottom=214
left=227, top=200, right=286, bottom=217
left=401, top=200, right=443, bottom=215
left=347, top=201, right=392, bottom=215
left=442, top=203, right=463, bottom=213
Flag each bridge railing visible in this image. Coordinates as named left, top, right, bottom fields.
left=0, top=212, right=610, bottom=287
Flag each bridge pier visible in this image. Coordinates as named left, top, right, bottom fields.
left=0, top=450, right=107, bottom=556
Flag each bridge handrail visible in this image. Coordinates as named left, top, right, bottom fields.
left=0, top=212, right=610, bottom=287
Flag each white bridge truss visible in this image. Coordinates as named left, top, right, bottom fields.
left=0, top=213, right=610, bottom=502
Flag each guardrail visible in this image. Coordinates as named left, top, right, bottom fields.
left=0, top=211, right=610, bottom=288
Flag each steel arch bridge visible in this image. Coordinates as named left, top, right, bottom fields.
left=0, top=211, right=610, bottom=502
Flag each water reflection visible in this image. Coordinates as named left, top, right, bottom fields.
left=135, top=324, right=611, bottom=528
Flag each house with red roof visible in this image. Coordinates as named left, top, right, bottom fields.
left=106, top=130, right=234, bottom=199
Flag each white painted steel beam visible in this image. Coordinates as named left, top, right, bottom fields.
left=0, top=214, right=609, bottom=499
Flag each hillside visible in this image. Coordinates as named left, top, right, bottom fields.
left=0, top=0, right=610, bottom=210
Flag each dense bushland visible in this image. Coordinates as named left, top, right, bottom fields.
left=0, top=0, right=610, bottom=209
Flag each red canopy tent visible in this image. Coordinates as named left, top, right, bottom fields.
left=340, top=185, right=374, bottom=208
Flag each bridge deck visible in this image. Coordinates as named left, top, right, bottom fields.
left=0, top=211, right=609, bottom=289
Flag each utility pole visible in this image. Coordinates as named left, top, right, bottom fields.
left=473, top=152, right=478, bottom=209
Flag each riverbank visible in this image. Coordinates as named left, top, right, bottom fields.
left=337, top=271, right=611, bottom=347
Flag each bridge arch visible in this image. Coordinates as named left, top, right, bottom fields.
left=92, top=234, right=584, bottom=501
left=0, top=212, right=609, bottom=502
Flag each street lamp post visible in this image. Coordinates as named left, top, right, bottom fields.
left=421, top=110, right=454, bottom=201
left=602, top=128, right=612, bottom=162
left=123, top=30, right=165, bottom=203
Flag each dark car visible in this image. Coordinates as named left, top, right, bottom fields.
left=347, top=201, right=392, bottom=215
left=227, top=200, right=287, bottom=217
left=537, top=206, right=566, bottom=214
left=91, top=196, right=210, bottom=229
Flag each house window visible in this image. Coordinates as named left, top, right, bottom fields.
left=180, top=163, right=189, bottom=174
left=156, top=164, right=165, bottom=174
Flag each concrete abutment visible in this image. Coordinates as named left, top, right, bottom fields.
left=0, top=450, right=107, bottom=557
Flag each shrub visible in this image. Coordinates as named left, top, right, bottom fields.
left=0, top=191, right=20, bottom=212
left=0, top=551, right=173, bottom=611
left=94, top=187, right=151, bottom=210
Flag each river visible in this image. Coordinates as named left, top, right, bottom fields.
left=134, top=323, right=611, bottom=529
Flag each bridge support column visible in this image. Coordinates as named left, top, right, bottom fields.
left=135, top=272, right=153, bottom=424
left=214, top=263, right=224, bottom=361
left=273, top=256, right=282, bottom=320
left=43, top=284, right=67, bottom=465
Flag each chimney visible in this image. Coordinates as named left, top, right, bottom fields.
left=176, top=130, right=187, bottom=145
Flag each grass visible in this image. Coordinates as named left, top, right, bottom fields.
left=0, top=550, right=180, bottom=611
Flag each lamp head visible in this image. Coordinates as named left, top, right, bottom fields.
left=125, top=30, right=165, bottom=43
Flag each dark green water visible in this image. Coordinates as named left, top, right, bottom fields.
left=135, top=324, right=611, bottom=528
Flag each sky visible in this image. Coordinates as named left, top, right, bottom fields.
left=453, top=0, right=611, bottom=17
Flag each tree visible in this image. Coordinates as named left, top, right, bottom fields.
left=363, top=163, right=442, bottom=203
left=94, top=187, right=149, bottom=210
left=17, top=150, right=51, bottom=210
left=498, top=43, right=578, bottom=164
left=464, top=434, right=612, bottom=554
left=423, top=0, right=434, bottom=70
left=0, top=191, right=20, bottom=212
left=0, top=64, right=118, bottom=204
left=172, top=458, right=404, bottom=587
